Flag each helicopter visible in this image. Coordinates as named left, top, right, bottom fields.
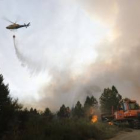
left=5, top=19, right=30, bottom=30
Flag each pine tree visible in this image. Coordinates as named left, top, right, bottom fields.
left=43, top=107, right=53, bottom=120
left=84, top=96, right=98, bottom=108
left=84, top=96, right=98, bottom=118
left=99, top=86, right=122, bottom=114
left=57, top=104, right=70, bottom=118
left=72, top=101, right=84, bottom=118
left=0, top=74, right=21, bottom=138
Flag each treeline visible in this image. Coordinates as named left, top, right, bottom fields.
left=0, top=74, right=123, bottom=140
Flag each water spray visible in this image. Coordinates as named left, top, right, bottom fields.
left=12, top=34, right=42, bottom=72
left=13, top=35, right=16, bottom=50
left=12, top=34, right=25, bottom=66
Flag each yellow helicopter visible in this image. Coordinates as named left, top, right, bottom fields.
left=5, top=18, right=30, bottom=30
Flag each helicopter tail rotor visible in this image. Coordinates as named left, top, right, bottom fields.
left=26, top=22, right=30, bottom=28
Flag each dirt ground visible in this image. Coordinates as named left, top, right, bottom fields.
left=109, top=130, right=140, bottom=140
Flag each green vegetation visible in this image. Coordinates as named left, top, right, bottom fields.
left=100, top=86, right=122, bottom=114
left=2, top=118, right=119, bottom=140
left=0, top=74, right=121, bottom=140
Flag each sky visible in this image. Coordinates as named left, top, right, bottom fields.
left=0, top=0, right=140, bottom=111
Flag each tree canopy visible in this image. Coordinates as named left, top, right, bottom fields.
left=72, top=101, right=84, bottom=118
left=57, top=104, right=70, bottom=118
left=84, top=96, right=98, bottom=118
left=100, top=86, right=122, bottom=114
left=0, top=74, right=22, bottom=138
left=84, top=96, right=98, bottom=108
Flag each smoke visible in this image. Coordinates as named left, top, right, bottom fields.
left=13, top=0, right=140, bottom=110
left=76, top=0, right=140, bottom=103
left=37, top=0, right=140, bottom=110
left=36, top=70, right=101, bottom=110
left=77, top=0, right=118, bottom=25
left=13, top=33, right=101, bottom=110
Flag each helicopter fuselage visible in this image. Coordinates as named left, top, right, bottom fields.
left=6, top=23, right=30, bottom=29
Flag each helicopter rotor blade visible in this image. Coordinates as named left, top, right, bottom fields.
left=3, top=17, right=15, bottom=24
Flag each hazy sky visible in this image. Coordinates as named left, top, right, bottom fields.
left=0, top=0, right=140, bottom=111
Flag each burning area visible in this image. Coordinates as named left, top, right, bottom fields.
left=1, top=0, right=140, bottom=140
left=91, top=115, right=98, bottom=123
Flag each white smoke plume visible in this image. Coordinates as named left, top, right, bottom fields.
left=13, top=0, right=140, bottom=110
left=36, top=0, right=140, bottom=110
left=76, top=0, right=140, bottom=103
